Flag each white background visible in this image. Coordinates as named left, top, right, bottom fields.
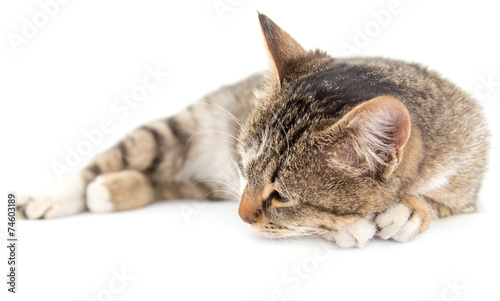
left=1, top=1, right=499, bottom=300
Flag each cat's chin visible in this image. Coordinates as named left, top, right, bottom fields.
left=254, top=226, right=320, bottom=239
left=260, top=231, right=298, bottom=239
left=253, top=227, right=298, bottom=239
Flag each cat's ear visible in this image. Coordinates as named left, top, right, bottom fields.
left=258, top=13, right=307, bottom=84
left=330, top=96, right=411, bottom=179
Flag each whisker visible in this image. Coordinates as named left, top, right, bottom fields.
left=278, top=178, right=293, bottom=203
left=199, top=99, right=254, bottom=144
left=190, top=111, right=246, bottom=138
left=187, top=130, right=240, bottom=146
left=195, top=176, right=241, bottom=200
left=191, top=149, right=245, bottom=200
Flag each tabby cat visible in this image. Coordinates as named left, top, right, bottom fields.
left=18, top=14, right=489, bottom=248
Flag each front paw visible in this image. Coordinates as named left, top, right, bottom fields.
left=324, top=215, right=376, bottom=248
left=375, top=196, right=432, bottom=242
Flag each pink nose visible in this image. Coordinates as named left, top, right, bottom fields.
left=238, top=187, right=260, bottom=224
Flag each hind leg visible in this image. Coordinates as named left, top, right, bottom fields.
left=423, top=174, right=481, bottom=218
left=18, top=120, right=166, bottom=219
left=86, top=170, right=156, bottom=212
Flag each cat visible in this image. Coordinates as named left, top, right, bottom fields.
left=17, top=14, right=489, bottom=248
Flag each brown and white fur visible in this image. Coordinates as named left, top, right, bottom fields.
left=18, top=14, right=489, bottom=248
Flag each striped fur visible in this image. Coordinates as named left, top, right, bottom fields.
left=18, top=14, right=489, bottom=248
left=82, top=74, right=264, bottom=203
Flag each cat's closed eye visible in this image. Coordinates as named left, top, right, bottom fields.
left=264, top=190, right=289, bottom=209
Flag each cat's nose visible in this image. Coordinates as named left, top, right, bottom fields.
left=239, top=201, right=259, bottom=224
left=239, top=187, right=260, bottom=224
left=239, top=207, right=259, bottom=224
left=241, top=216, right=256, bottom=224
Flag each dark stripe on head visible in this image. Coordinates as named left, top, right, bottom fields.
left=270, top=168, right=279, bottom=183
left=304, top=201, right=359, bottom=216
left=303, top=202, right=335, bottom=215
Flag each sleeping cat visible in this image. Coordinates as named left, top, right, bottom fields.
left=18, top=14, right=489, bottom=248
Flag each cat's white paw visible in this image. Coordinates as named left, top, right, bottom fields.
left=328, top=215, right=376, bottom=248
left=375, top=203, right=422, bottom=242
left=86, top=176, right=114, bottom=213
left=18, top=174, right=86, bottom=219
left=18, top=193, right=55, bottom=219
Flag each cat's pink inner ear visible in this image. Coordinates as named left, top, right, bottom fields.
left=338, top=96, right=412, bottom=177
left=258, top=13, right=306, bottom=83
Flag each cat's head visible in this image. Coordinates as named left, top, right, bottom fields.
left=236, top=14, right=413, bottom=238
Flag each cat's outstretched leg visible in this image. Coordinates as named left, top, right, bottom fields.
left=18, top=120, right=167, bottom=219
left=17, top=76, right=259, bottom=219
left=375, top=195, right=433, bottom=242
